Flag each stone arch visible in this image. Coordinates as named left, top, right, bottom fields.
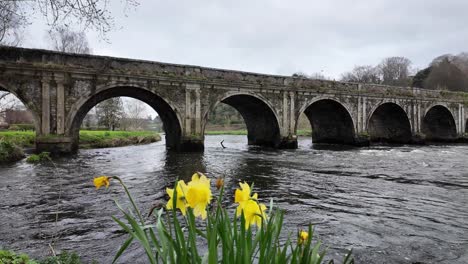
left=297, top=97, right=356, bottom=144
left=202, top=92, right=282, bottom=147
left=422, top=104, right=457, bottom=141
left=0, top=82, right=41, bottom=132
left=66, top=84, right=183, bottom=151
left=367, top=102, right=412, bottom=143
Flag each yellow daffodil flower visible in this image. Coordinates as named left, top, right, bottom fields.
left=242, top=199, right=267, bottom=230
left=186, top=173, right=212, bottom=219
left=166, top=180, right=189, bottom=216
left=234, top=182, right=258, bottom=217
left=94, top=176, right=111, bottom=189
left=298, top=230, right=309, bottom=245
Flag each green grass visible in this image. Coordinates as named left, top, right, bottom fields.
left=297, top=129, right=312, bottom=136
left=78, top=130, right=161, bottom=149
left=205, top=129, right=312, bottom=136
left=205, top=130, right=248, bottom=135
left=0, top=131, right=36, bottom=148
left=0, top=130, right=161, bottom=149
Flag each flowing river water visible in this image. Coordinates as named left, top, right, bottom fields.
left=0, top=135, right=467, bottom=263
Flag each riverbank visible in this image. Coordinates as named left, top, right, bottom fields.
left=78, top=130, right=161, bottom=149
left=205, top=129, right=312, bottom=136
left=0, top=130, right=161, bottom=163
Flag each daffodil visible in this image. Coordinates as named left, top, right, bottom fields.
left=166, top=180, right=189, bottom=216
left=186, top=173, right=212, bottom=219
left=242, top=199, right=267, bottom=229
left=94, top=176, right=111, bottom=189
left=298, top=230, right=309, bottom=245
left=234, top=182, right=258, bottom=217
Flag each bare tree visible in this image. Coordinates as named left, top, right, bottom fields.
left=0, top=92, right=21, bottom=114
left=378, top=57, right=412, bottom=86
left=0, top=0, right=139, bottom=44
left=49, top=26, right=92, bottom=54
left=82, top=107, right=98, bottom=129
left=341, top=65, right=380, bottom=84
left=96, top=98, right=124, bottom=131
left=0, top=1, right=26, bottom=45
left=121, top=98, right=148, bottom=131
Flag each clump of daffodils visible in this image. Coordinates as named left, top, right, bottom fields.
left=94, top=173, right=354, bottom=264
left=166, top=173, right=213, bottom=219
left=234, top=182, right=267, bottom=229
left=165, top=173, right=267, bottom=229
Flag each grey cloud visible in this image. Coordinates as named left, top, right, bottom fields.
left=23, top=0, right=468, bottom=78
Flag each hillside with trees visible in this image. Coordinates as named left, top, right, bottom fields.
left=412, top=53, right=468, bottom=92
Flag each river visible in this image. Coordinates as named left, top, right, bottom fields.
left=0, top=135, right=467, bottom=263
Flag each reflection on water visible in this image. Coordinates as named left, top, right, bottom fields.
left=1, top=135, right=468, bottom=263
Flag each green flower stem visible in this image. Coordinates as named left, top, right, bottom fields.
left=113, top=176, right=145, bottom=225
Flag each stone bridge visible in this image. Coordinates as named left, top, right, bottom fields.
left=1, top=46, right=467, bottom=153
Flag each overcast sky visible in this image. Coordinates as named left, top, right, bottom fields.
left=22, top=0, right=468, bottom=78
left=19, top=0, right=468, bottom=117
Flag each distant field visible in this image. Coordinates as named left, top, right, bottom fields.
left=205, top=129, right=312, bottom=136
left=205, top=130, right=247, bottom=135
left=0, top=130, right=161, bottom=149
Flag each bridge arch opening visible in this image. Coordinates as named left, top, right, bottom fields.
left=68, top=86, right=182, bottom=151
left=422, top=105, right=457, bottom=141
left=368, top=102, right=412, bottom=143
left=204, top=94, right=281, bottom=147
left=300, top=99, right=355, bottom=144
left=0, top=86, right=40, bottom=133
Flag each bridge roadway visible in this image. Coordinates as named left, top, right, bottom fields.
left=0, top=46, right=467, bottom=153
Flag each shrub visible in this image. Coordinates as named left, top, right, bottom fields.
left=9, top=124, right=35, bottom=131
left=0, top=249, right=36, bottom=264
left=0, top=250, right=91, bottom=264
left=8, top=125, right=21, bottom=131
left=94, top=173, right=354, bottom=264
left=0, top=140, right=25, bottom=163
left=38, top=252, right=87, bottom=264
left=26, top=152, right=51, bottom=164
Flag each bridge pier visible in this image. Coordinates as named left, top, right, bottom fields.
left=178, top=137, right=204, bottom=152
left=36, top=136, right=75, bottom=155
left=277, top=136, right=298, bottom=149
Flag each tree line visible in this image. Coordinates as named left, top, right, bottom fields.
left=299, top=54, right=468, bottom=92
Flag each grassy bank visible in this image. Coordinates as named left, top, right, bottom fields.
left=79, top=130, right=161, bottom=148
left=0, top=131, right=36, bottom=148
left=205, top=129, right=312, bottom=136
left=297, top=129, right=312, bottom=136
left=0, top=130, right=161, bottom=149
left=205, top=129, right=247, bottom=135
